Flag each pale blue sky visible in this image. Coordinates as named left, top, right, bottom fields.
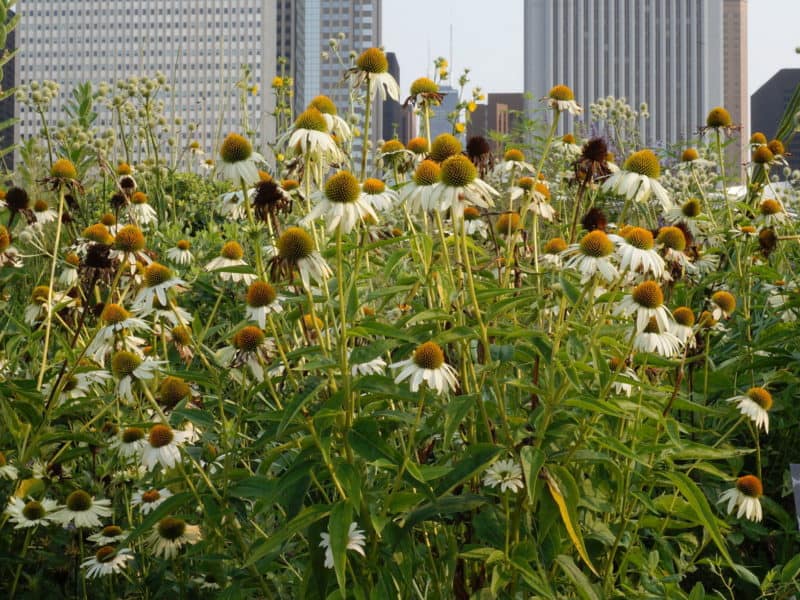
left=382, top=0, right=800, bottom=98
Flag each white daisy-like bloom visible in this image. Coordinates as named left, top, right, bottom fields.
left=633, top=318, right=683, bottom=358
left=757, top=198, right=791, bottom=226
left=58, top=254, right=80, bottom=288
left=31, top=199, right=58, bottom=224
left=349, top=351, right=387, bottom=376
left=494, top=148, right=535, bottom=177
left=81, top=547, right=135, bottom=579
left=141, top=424, right=192, bottom=471
left=141, top=298, right=194, bottom=329
left=148, top=517, right=202, bottom=559
left=319, top=522, right=367, bottom=569
left=354, top=48, right=400, bottom=102
left=727, top=387, right=772, bottom=433
left=462, top=207, right=489, bottom=238
left=279, top=107, right=344, bottom=164
left=225, top=325, right=278, bottom=382
left=390, top=341, right=459, bottom=396
left=50, top=490, right=113, bottom=529
left=0, top=452, right=18, bottom=480
left=218, top=188, right=250, bottom=221
left=513, top=178, right=557, bottom=222
left=216, top=133, right=265, bottom=186
left=45, top=368, right=112, bottom=403
left=602, top=149, right=671, bottom=210
left=204, top=241, right=256, bottom=284
left=130, top=262, right=187, bottom=313
left=541, top=237, right=568, bottom=269
left=483, top=459, right=524, bottom=493
left=131, top=488, right=173, bottom=515
left=308, top=95, right=352, bottom=141
left=677, top=147, right=717, bottom=170
left=273, top=227, right=333, bottom=291
left=87, top=524, right=128, bottom=546
left=612, top=227, right=666, bottom=280
left=561, top=230, right=619, bottom=283
left=542, top=85, right=583, bottom=116
left=554, top=135, right=583, bottom=159
left=306, top=171, right=378, bottom=234
left=110, top=351, right=163, bottom=402
left=614, top=281, right=673, bottom=333
left=5, top=497, right=58, bottom=529
left=360, top=178, right=398, bottom=213
left=709, top=290, right=736, bottom=321
left=128, top=192, right=158, bottom=226
left=764, top=279, right=797, bottom=322
left=24, top=286, right=77, bottom=326
left=608, top=359, right=639, bottom=397
left=400, top=159, right=441, bottom=215
left=166, top=239, right=194, bottom=266
left=244, top=280, right=283, bottom=329
left=109, top=224, right=151, bottom=275
left=665, top=198, right=707, bottom=238
left=669, top=307, right=697, bottom=350
left=719, top=476, right=763, bottom=522
left=429, top=155, right=498, bottom=222
left=111, top=427, right=148, bottom=461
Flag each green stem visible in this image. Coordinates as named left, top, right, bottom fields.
left=360, top=76, right=373, bottom=181
left=37, top=187, right=66, bottom=390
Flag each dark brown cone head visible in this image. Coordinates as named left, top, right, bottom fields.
left=581, top=137, right=608, bottom=163
left=581, top=207, right=608, bottom=232
left=466, top=136, right=491, bottom=159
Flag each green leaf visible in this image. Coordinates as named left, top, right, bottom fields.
left=559, top=273, right=581, bottom=305
left=228, top=476, right=276, bottom=500
left=443, top=394, right=476, bottom=445
left=433, top=444, right=502, bottom=496
left=555, top=555, right=600, bottom=600
left=277, top=377, right=325, bottom=435
left=246, top=505, right=331, bottom=566
left=348, top=419, right=400, bottom=465
left=520, top=446, right=545, bottom=506
left=401, top=494, right=487, bottom=529
left=329, top=502, right=353, bottom=595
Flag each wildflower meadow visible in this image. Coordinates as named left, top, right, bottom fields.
left=1, top=12, right=800, bottom=600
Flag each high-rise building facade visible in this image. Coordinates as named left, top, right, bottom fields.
left=524, top=0, right=747, bottom=166
left=751, top=69, right=800, bottom=172
left=468, top=93, right=526, bottom=153
left=16, top=1, right=276, bottom=156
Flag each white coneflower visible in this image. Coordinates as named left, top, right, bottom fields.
left=543, top=85, right=583, bottom=116
left=562, top=230, right=619, bottom=283
left=603, top=149, right=671, bottom=210
left=50, top=490, right=112, bottom=529
left=613, top=227, right=665, bottom=280
left=0, top=224, right=22, bottom=268
left=512, top=178, right=556, bottom=222
left=58, top=252, right=80, bottom=288
left=391, top=341, right=459, bottom=395
left=360, top=178, right=398, bottom=213
left=131, top=262, right=186, bottom=313
left=141, top=424, right=192, bottom=471
left=85, top=303, right=150, bottom=365
left=144, top=297, right=194, bottom=329
left=227, top=325, right=278, bottom=382
left=131, top=488, right=173, bottom=515
left=349, top=349, right=387, bottom=376
left=483, top=459, right=524, bottom=493
left=111, top=351, right=162, bottom=402
left=494, top=148, right=535, bottom=177
left=757, top=198, right=790, bottom=226
left=0, top=451, right=18, bottom=480
left=31, top=198, right=58, bottom=225
left=462, top=206, right=489, bottom=238
left=609, top=358, right=639, bottom=397
left=5, top=497, right=58, bottom=529
left=112, top=427, right=147, bottom=461
left=166, top=239, right=194, bottom=266
left=245, top=281, right=283, bottom=328
left=110, top=224, right=151, bottom=275
left=307, top=171, right=378, bottom=234
left=47, top=368, right=112, bottom=404
left=719, top=475, right=763, bottom=522
left=148, top=517, right=202, bottom=559
left=554, top=133, right=582, bottom=158
left=319, top=522, right=367, bottom=569
left=128, top=191, right=158, bottom=226
left=669, top=306, right=697, bottom=349
left=204, top=241, right=256, bottom=285
left=88, top=524, right=128, bottom=545
left=218, top=188, right=249, bottom=221
left=665, top=198, right=706, bottom=238
left=678, top=147, right=716, bottom=169
left=279, top=107, right=343, bottom=164
left=81, top=546, right=135, bottom=579
left=633, top=317, right=683, bottom=358
left=24, top=285, right=76, bottom=325
left=216, top=133, right=264, bottom=186
left=710, top=290, right=736, bottom=320
left=614, top=281, right=672, bottom=333
left=727, top=387, right=772, bottom=433
left=541, top=237, right=568, bottom=269
left=354, top=48, right=400, bottom=102
left=272, top=227, right=332, bottom=290
left=400, top=159, right=441, bottom=215
left=308, top=95, right=352, bottom=141
left=428, top=155, right=498, bottom=222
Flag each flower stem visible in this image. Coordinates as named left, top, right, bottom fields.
left=37, top=187, right=66, bottom=390
left=360, top=76, right=373, bottom=181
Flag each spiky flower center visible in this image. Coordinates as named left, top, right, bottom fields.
left=114, top=225, right=145, bottom=253
left=149, top=424, right=174, bottom=448
left=410, top=77, right=438, bottom=95
left=504, top=148, right=524, bottom=162
left=736, top=475, right=763, bottom=498
left=517, top=177, right=534, bottom=191
left=102, top=212, right=118, bottom=226
left=277, top=227, right=314, bottom=261
left=83, top=223, right=113, bottom=245
left=111, top=351, right=142, bottom=377
left=131, top=191, right=148, bottom=205
left=234, top=326, right=265, bottom=352
left=65, top=490, right=93, bottom=512
left=142, top=490, right=161, bottom=503
left=325, top=171, right=361, bottom=204
left=102, top=525, right=123, bottom=537
left=31, top=285, right=51, bottom=303
left=282, top=179, right=300, bottom=191
left=219, top=133, right=253, bottom=163
left=0, top=225, right=9, bottom=252
left=580, top=230, right=613, bottom=257
left=760, top=199, right=782, bottom=215
left=172, top=325, right=191, bottom=345
left=632, top=281, right=663, bottom=309
left=33, top=199, right=49, bottom=212
left=117, top=162, right=132, bottom=176
left=413, top=160, right=440, bottom=186
left=768, top=139, right=785, bottom=156
left=673, top=306, right=695, bottom=327
left=220, top=241, right=244, bottom=260
left=544, top=237, right=567, bottom=254
left=706, top=107, right=732, bottom=128
left=711, top=291, right=736, bottom=314
left=295, top=107, right=328, bottom=132
left=535, top=182, right=551, bottom=200
left=176, top=239, right=191, bottom=251
left=682, top=198, right=702, bottom=218
left=750, top=132, right=767, bottom=145
left=624, top=227, right=654, bottom=250
left=122, top=427, right=144, bottom=444
left=309, top=95, right=337, bottom=115
left=548, top=84, right=574, bottom=101
left=739, top=225, right=756, bottom=235
left=406, top=137, right=429, bottom=154
left=362, top=178, right=386, bottom=195
left=158, top=517, right=186, bottom=540
left=495, top=212, right=521, bottom=235
left=247, top=281, right=277, bottom=307
left=356, top=47, right=388, bottom=73
left=747, top=387, right=773, bottom=411
left=413, top=341, right=445, bottom=370
left=463, top=206, right=481, bottom=221
left=22, top=500, right=45, bottom=520
left=51, top=158, right=77, bottom=180
left=95, top=546, right=117, bottom=563
left=657, top=226, right=686, bottom=251
left=752, top=146, right=774, bottom=164
left=144, top=262, right=173, bottom=288
left=681, top=148, right=699, bottom=162
left=160, top=376, right=190, bottom=406
left=429, top=134, right=462, bottom=162
left=65, top=252, right=80, bottom=267
left=562, top=133, right=576, bottom=144
left=101, top=303, right=130, bottom=324
left=623, top=149, right=661, bottom=179
left=643, top=316, right=662, bottom=334
left=440, top=155, right=477, bottom=187
left=381, top=139, right=404, bottom=153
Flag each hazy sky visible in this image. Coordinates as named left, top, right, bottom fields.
left=382, top=0, right=800, bottom=98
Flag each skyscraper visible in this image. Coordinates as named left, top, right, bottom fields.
left=16, top=1, right=277, bottom=156
left=524, top=0, right=747, bottom=166
left=751, top=69, right=800, bottom=171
